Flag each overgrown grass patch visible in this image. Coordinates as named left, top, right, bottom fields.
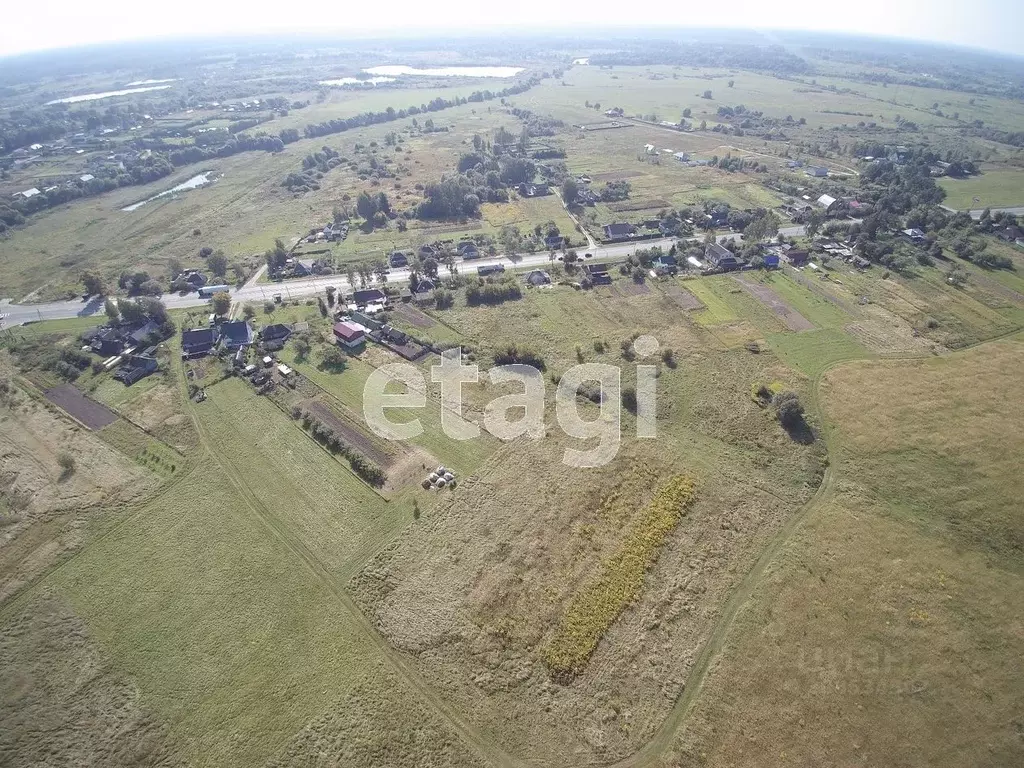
left=544, top=475, right=696, bottom=677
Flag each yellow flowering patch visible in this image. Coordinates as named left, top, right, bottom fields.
left=544, top=475, right=696, bottom=677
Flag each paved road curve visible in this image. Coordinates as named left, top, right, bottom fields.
left=0, top=225, right=809, bottom=329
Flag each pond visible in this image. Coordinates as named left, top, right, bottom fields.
left=362, top=65, right=524, bottom=78
left=47, top=85, right=173, bottom=105
left=318, top=76, right=397, bottom=86
left=122, top=172, right=214, bottom=212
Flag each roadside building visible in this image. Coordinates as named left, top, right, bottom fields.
left=181, top=327, right=219, bottom=357
left=651, top=254, right=678, bottom=275
left=787, top=250, right=810, bottom=267
left=525, top=269, right=551, bottom=286
left=352, top=288, right=387, bottom=307
left=220, top=320, right=253, bottom=350
left=260, top=323, right=293, bottom=343
left=333, top=321, right=367, bottom=349
left=544, top=234, right=565, bottom=251
left=603, top=222, right=636, bottom=241
left=705, top=242, right=743, bottom=271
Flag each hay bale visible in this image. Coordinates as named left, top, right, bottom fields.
left=436, top=478, right=447, bottom=488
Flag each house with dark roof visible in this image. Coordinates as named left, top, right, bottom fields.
left=179, top=271, right=207, bottom=289
left=544, top=235, right=565, bottom=251
left=764, top=253, right=780, bottom=269
left=456, top=240, right=481, bottom=259
left=352, top=288, right=387, bottom=307
left=114, top=354, right=158, bottom=385
left=413, top=278, right=436, bottom=294
left=583, top=263, right=612, bottom=286
left=292, top=259, right=316, bottom=277
left=525, top=269, right=551, bottom=286
left=128, top=319, right=161, bottom=347
left=220, top=320, right=253, bottom=350
left=805, top=166, right=829, bottom=177
left=901, top=228, right=926, bottom=242
left=705, top=243, right=743, bottom=271
left=652, top=254, right=678, bottom=274
left=787, top=250, right=810, bottom=266
left=705, top=210, right=729, bottom=228
left=996, top=225, right=1024, bottom=244
left=91, top=328, right=124, bottom=357
left=260, top=323, right=292, bottom=343
left=380, top=324, right=409, bottom=345
left=603, top=223, right=636, bottom=241
left=389, top=252, right=409, bottom=268
left=181, top=327, right=219, bottom=357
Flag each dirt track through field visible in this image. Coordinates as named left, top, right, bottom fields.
left=44, top=385, right=118, bottom=430
left=733, top=274, right=814, bottom=331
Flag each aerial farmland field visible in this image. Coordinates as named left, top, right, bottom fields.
left=2, top=25, right=1024, bottom=768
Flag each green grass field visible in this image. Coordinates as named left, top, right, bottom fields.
left=939, top=169, right=1024, bottom=209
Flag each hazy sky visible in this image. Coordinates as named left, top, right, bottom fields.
left=0, top=0, right=1020, bottom=58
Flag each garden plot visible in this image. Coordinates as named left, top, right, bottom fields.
left=44, top=384, right=118, bottom=429
left=733, top=275, right=814, bottom=332
left=664, top=284, right=705, bottom=311
left=303, top=399, right=395, bottom=468
left=392, top=303, right=436, bottom=329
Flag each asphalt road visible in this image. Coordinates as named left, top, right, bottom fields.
left=0, top=225, right=811, bottom=329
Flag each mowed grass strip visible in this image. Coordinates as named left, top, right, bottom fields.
left=544, top=475, right=696, bottom=677
left=683, top=279, right=737, bottom=325
left=767, top=327, right=871, bottom=376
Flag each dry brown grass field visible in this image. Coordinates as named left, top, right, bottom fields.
left=665, top=339, right=1024, bottom=768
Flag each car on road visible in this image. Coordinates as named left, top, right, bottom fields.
left=585, top=252, right=593, bottom=258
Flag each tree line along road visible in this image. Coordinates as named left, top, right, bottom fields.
left=0, top=224, right=813, bottom=329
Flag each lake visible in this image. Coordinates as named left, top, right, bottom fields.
left=362, top=65, right=524, bottom=78
left=122, top=172, right=213, bottom=212
left=319, top=76, right=397, bottom=86
left=47, top=85, right=173, bottom=105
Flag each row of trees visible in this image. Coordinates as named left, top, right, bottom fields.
left=293, top=407, right=386, bottom=486
left=303, top=76, right=542, bottom=141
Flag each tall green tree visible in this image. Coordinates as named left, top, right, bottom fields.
left=208, top=250, right=228, bottom=277
left=211, top=292, right=231, bottom=316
